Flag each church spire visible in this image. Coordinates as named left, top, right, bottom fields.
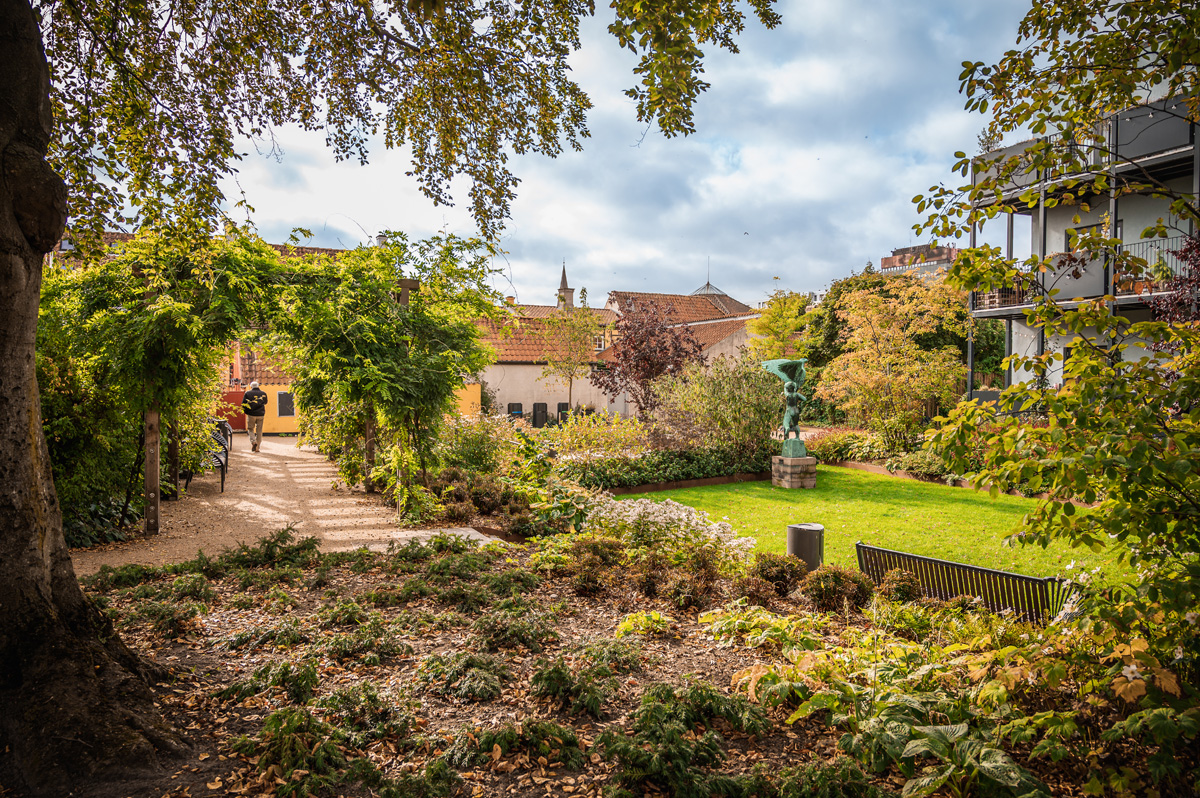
left=556, top=262, right=575, bottom=309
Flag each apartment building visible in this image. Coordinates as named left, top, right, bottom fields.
left=967, top=98, right=1199, bottom=398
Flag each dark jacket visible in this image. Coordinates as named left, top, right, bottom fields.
left=242, top=387, right=268, bottom=417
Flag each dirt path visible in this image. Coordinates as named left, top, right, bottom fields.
left=70, top=434, right=488, bottom=576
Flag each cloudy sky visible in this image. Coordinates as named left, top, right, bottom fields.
left=222, top=0, right=1032, bottom=308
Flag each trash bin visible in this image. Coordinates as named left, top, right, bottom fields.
left=787, top=523, right=824, bottom=572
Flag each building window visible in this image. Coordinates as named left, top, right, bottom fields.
left=277, top=392, right=295, bottom=417
left=593, top=332, right=605, bottom=352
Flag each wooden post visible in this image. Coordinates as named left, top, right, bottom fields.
left=363, top=406, right=376, bottom=493
left=167, top=421, right=179, bottom=499
left=144, top=404, right=160, bottom=534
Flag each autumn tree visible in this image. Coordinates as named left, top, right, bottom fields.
left=590, top=299, right=704, bottom=414
left=746, top=288, right=811, bottom=360
left=816, top=279, right=968, bottom=449
left=1, top=0, right=782, bottom=791
left=539, top=288, right=602, bottom=408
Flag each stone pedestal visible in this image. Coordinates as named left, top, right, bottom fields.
left=772, top=456, right=817, bottom=489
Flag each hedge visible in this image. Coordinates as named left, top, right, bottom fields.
left=558, top=442, right=778, bottom=490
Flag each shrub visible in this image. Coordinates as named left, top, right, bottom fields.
left=319, top=598, right=370, bottom=627
left=229, top=707, right=346, bottom=797
left=217, top=659, right=320, bottom=704
left=878, top=569, right=924, bottom=603
left=444, top=720, right=586, bottom=770
left=424, top=551, right=490, bottom=584
left=798, top=565, right=875, bottom=612
left=125, top=600, right=204, bottom=639
left=731, top=575, right=778, bottom=607
left=558, top=442, right=777, bottom=490
left=418, top=653, right=512, bottom=701
left=539, top=410, right=649, bottom=461
left=667, top=573, right=713, bottom=611
left=597, top=681, right=770, bottom=797
left=434, top=412, right=521, bottom=475
left=316, top=682, right=413, bottom=747
left=805, top=428, right=867, bottom=463
left=885, top=449, right=953, bottom=481
left=437, top=583, right=491, bottom=615
left=581, top=498, right=754, bottom=575
left=170, top=573, right=216, bottom=601
left=361, top=579, right=438, bottom=606
left=750, top=552, right=809, bottom=597
left=481, top=567, right=539, bottom=596
left=222, top=620, right=309, bottom=651
left=319, top=618, right=412, bottom=664
left=615, top=610, right=673, bottom=638
left=529, top=658, right=616, bottom=718
left=575, top=638, right=644, bottom=673
left=443, top=500, right=476, bottom=523
left=470, top=608, right=558, bottom=652
left=767, top=757, right=896, bottom=798
left=391, top=609, right=468, bottom=633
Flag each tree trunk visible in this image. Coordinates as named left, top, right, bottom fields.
left=144, top=403, right=160, bottom=531
left=0, top=1, right=182, bottom=793
left=167, top=421, right=179, bottom=500
left=363, top=404, right=376, bottom=493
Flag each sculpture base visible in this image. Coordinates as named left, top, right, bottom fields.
left=781, top=437, right=807, bottom=458
left=772, top=456, right=817, bottom=489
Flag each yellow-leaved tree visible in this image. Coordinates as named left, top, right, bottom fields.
left=816, top=279, right=967, bottom=449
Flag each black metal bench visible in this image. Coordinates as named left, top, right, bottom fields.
left=855, top=542, right=1070, bottom=625
left=182, top=419, right=233, bottom=493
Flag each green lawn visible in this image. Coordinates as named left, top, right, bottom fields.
left=627, top=466, right=1116, bottom=580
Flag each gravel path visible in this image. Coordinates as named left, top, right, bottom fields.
left=70, top=434, right=488, bottom=576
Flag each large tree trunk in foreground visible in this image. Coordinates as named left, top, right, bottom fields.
left=0, top=0, right=181, bottom=793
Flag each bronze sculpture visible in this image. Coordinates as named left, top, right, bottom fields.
left=762, top=359, right=808, bottom=458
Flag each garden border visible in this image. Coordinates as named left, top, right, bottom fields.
left=608, top=472, right=771, bottom=495
left=829, top=461, right=1096, bottom=506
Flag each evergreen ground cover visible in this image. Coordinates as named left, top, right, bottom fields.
left=72, top=525, right=1196, bottom=798
left=639, top=467, right=1115, bottom=579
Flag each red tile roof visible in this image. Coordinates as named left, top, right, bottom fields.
left=595, top=317, right=752, bottom=363
left=513, top=304, right=618, bottom=323
left=606, top=291, right=754, bottom=322
left=480, top=317, right=606, bottom=365
left=686, top=317, right=752, bottom=348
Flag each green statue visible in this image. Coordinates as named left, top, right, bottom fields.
left=762, top=359, right=808, bottom=458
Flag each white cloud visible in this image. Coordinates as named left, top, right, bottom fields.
left=220, top=0, right=1031, bottom=305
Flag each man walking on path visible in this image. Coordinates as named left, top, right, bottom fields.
left=242, top=381, right=268, bottom=451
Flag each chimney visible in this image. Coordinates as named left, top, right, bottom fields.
left=505, top=296, right=516, bottom=305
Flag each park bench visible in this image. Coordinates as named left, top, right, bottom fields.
left=855, top=542, right=1071, bottom=625
left=181, top=419, right=233, bottom=493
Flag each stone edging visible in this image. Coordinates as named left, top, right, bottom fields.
left=607, top=472, right=772, bottom=495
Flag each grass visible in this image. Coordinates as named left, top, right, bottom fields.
left=636, top=466, right=1116, bottom=579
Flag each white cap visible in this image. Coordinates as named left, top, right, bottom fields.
left=249, top=381, right=259, bottom=388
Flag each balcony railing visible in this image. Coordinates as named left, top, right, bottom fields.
left=1115, top=235, right=1190, bottom=296
left=975, top=286, right=1035, bottom=310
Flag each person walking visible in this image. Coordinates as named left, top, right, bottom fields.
left=241, top=381, right=269, bottom=451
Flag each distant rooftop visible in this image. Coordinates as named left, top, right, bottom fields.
left=690, top=281, right=729, bottom=296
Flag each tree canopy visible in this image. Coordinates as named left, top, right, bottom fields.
left=38, top=0, right=782, bottom=245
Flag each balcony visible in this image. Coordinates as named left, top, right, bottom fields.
left=975, top=286, right=1035, bottom=311
left=974, top=98, right=1196, bottom=196
left=1115, top=235, right=1191, bottom=296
